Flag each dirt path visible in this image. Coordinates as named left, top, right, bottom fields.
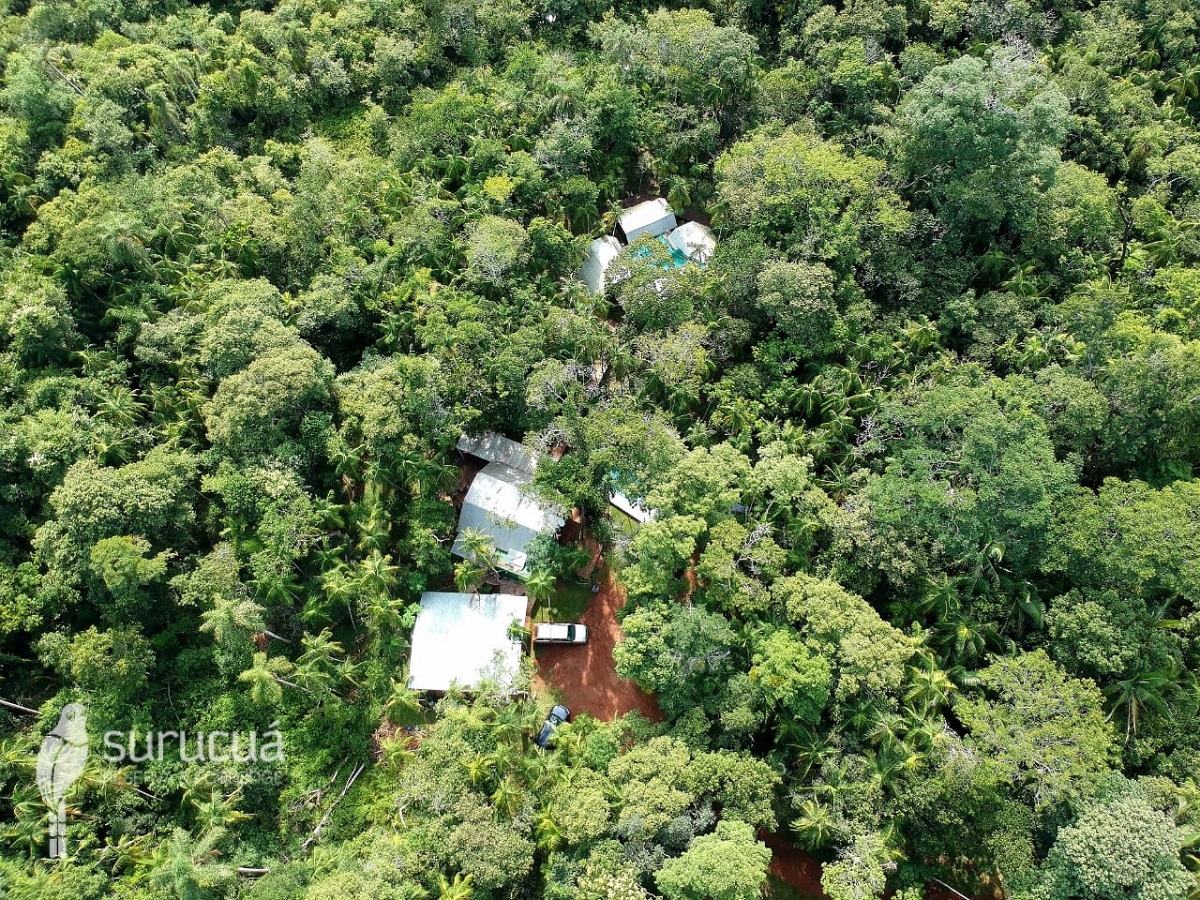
left=534, top=564, right=663, bottom=723
left=762, top=832, right=827, bottom=898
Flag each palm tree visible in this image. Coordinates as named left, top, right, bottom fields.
left=932, top=614, right=999, bottom=665
left=101, top=833, right=156, bottom=875
left=525, top=569, right=556, bottom=611
left=791, top=798, right=835, bottom=851
left=491, top=777, right=524, bottom=819
left=356, top=550, right=399, bottom=597
left=459, top=528, right=499, bottom=572
left=191, top=788, right=251, bottom=832
left=1104, top=668, right=1184, bottom=743
left=904, top=661, right=958, bottom=714
left=437, top=873, right=475, bottom=900
left=383, top=678, right=423, bottom=725
left=298, top=629, right=345, bottom=672
left=461, top=754, right=493, bottom=788
left=200, top=597, right=265, bottom=649
left=535, top=812, right=565, bottom=854
left=454, top=560, right=486, bottom=594
left=781, top=725, right=837, bottom=779
left=237, top=653, right=299, bottom=706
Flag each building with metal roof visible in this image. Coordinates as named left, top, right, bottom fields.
left=618, top=198, right=677, bottom=242
left=579, top=235, right=623, bottom=295
left=665, top=221, right=717, bottom=265
left=407, top=591, right=529, bottom=693
left=451, top=462, right=564, bottom=578
left=457, top=431, right=537, bottom=473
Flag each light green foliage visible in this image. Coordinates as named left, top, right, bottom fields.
left=697, top=519, right=787, bottom=614
left=544, top=769, right=613, bottom=846
left=37, top=625, right=154, bottom=699
left=776, top=575, right=914, bottom=702
left=0, top=0, right=1198, bottom=894
left=895, top=51, right=1069, bottom=244
left=716, top=127, right=909, bottom=273
left=756, top=260, right=840, bottom=359
left=821, top=833, right=890, bottom=900
left=88, top=535, right=171, bottom=604
left=335, top=355, right=450, bottom=457
left=445, top=795, right=535, bottom=893
left=33, top=449, right=197, bottom=608
left=655, top=819, right=771, bottom=900
left=750, top=627, right=831, bottom=723
left=1049, top=478, right=1200, bottom=603
left=607, top=736, right=697, bottom=839
left=614, top=604, right=737, bottom=716
left=206, top=343, right=335, bottom=457
left=1031, top=793, right=1192, bottom=900
left=465, top=215, right=530, bottom=283
left=859, top=376, right=1075, bottom=589
left=956, top=650, right=1114, bottom=806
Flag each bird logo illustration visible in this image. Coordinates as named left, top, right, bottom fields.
left=35, top=703, right=88, bottom=859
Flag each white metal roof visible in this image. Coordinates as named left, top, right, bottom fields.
left=609, top=489, right=657, bottom=524
left=452, top=463, right=565, bottom=576
left=619, top=198, right=677, bottom=242
left=579, top=236, right=623, bottom=294
left=457, top=432, right=537, bottom=473
left=666, top=221, right=717, bottom=265
left=407, top=592, right=528, bottom=692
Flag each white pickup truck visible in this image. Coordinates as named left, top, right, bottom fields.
left=533, top=623, right=588, bottom=644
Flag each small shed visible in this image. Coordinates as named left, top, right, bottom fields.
left=457, top=432, right=536, bottom=474
left=579, top=236, right=623, bottom=295
left=452, top=462, right=564, bottom=577
left=666, top=221, right=717, bottom=266
left=619, top=198, right=677, bottom=242
left=407, top=591, right=528, bottom=693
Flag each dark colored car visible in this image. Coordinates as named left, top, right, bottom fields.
left=534, top=704, right=570, bottom=748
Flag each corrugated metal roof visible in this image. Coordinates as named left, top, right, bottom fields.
left=579, top=236, right=623, bottom=294
left=457, top=432, right=537, bottom=473
left=452, top=463, right=564, bottom=577
left=619, top=198, right=677, bottom=242
left=407, top=592, right=528, bottom=692
left=609, top=489, right=657, bottom=523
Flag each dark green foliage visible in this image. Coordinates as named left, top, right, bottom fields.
left=0, top=0, right=1198, bottom=897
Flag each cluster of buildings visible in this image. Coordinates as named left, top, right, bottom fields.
left=579, top=198, right=717, bottom=295
left=408, top=200, right=710, bottom=695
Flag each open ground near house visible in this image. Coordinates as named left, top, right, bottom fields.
left=533, top=562, right=663, bottom=723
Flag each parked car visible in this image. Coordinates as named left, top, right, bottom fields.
left=533, top=622, right=588, bottom=644
left=534, top=704, right=570, bottom=748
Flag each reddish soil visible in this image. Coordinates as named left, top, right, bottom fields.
left=761, top=832, right=985, bottom=900
left=762, top=832, right=827, bottom=898
left=534, top=564, right=663, bottom=723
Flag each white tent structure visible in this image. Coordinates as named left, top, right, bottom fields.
left=407, top=592, right=528, bottom=693
left=579, top=236, right=623, bottom=295
left=452, top=462, right=564, bottom=577
left=618, top=198, right=677, bottom=242
left=666, top=221, right=717, bottom=265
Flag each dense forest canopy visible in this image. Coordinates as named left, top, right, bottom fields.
left=0, top=0, right=1198, bottom=897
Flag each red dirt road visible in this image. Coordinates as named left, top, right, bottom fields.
left=534, top=565, right=663, bottom=723
left=533, top=555, right=977, bottom=900
left=763, top=832, right=827, bottom=898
